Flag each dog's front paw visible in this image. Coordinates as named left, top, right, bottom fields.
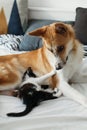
left=53, top=88, right=62, bottom=97
left=51, top=69, right=57, bottom=76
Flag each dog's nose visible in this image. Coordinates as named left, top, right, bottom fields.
left=56, top=63, right=63, bottom=70
left=56, top=56, right=68, bottom=70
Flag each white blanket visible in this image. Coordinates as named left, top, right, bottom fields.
left=0, top=49, right=87, bottom=130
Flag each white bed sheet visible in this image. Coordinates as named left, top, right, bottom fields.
left=0, top=51, right=87, bottom=130
left=1, top=86, right=87, bottom=130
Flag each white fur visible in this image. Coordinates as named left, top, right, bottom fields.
left=21, top=69, right=56, bottom=92
left=63, top=41, right=83, bottom=81
left=54, top=41, right=87, bottom=107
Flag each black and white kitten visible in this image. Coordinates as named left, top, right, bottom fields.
left=7, top=69, right=57, bottom=117
left=7, top=83, right=57, bottom=117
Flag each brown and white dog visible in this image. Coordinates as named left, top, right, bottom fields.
left=0, top=22, right=87, bottom=106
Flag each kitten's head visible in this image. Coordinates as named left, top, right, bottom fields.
left=19, top=83, right=37, bottom=98
left=19, top=83, right=57, bottom=101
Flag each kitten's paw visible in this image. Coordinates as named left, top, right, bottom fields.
left=35, top=84, right=41, bottom=91
left=11, top=90, right=19, bottom=97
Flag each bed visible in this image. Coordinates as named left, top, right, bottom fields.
left=0, top=2, right=87, bottom=130
left=0, top=61, right=87, bottom=130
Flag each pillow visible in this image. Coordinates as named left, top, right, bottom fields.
left=19, top=20, right=56, bottom=51
left=0, top=34, right=23, bottom=51
left=19, top=20, right=75, bottom=51
left=74, top=7, right=87, bottom=45
left=0, top=0, right=28, bottom=35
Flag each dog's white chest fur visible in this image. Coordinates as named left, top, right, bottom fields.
left=63, top=43, right=83, bottom=82
left=54, top=44, right=87, bottom=107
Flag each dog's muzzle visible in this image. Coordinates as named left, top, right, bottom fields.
left=56, top=56, right=68, bottom=70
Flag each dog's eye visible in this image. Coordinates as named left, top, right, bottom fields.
left=57, top=45, right=64, bottom=52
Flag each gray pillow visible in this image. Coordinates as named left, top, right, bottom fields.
left=19, top=20, right=56, bottom=51
left=74, top=7, right=87, bottom=45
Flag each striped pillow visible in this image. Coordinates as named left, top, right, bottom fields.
left=0, top=0, right=28, bottom=35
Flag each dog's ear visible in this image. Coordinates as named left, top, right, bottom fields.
left=55, top=23, right=67, bottom=35
left=29, top=26, right=47, bottom=36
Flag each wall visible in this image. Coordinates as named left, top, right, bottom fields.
left=28, top=0, right=87, bottom=21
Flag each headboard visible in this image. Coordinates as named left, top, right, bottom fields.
left=28, top=0, right=87, bottom=21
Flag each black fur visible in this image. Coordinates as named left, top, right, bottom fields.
left=27, top=67, right=36, bottom=77
left=22, top=67, right=36, bottom=80
left=7, top=83, right=57, bottom=117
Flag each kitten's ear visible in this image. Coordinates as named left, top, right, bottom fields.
left=28, top=26, right=47, bottom=37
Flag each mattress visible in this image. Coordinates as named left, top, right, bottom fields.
left=0, top=35, right=87, bottom=130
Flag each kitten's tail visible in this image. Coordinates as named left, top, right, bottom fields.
left=7, top=105, right=33, bottom=117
